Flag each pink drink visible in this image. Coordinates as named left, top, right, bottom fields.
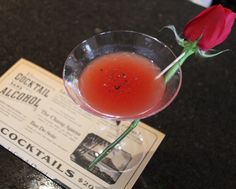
left=79, top=52, right=166, bottom=117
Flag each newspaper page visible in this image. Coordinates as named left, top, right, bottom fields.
left=0, top=59, right=165, bottom=189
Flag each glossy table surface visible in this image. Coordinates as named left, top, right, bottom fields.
left=0, top=0, right=236, bottom=189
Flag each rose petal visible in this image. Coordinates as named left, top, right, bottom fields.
left=216, top=9, right=236, bottom=46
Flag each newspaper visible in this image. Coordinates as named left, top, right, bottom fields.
left=0, top=59, right=165, bottom=189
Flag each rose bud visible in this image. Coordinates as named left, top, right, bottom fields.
left=160, top=5, right=236, bottom=82
left=183, top=4, right=236, bottom=51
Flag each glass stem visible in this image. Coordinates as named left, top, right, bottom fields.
left=88, top=119, right=140, bottom=170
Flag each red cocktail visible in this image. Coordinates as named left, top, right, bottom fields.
left=63, top=31, right=182, bottom=173
left=79, top=52, right=166, bottom=118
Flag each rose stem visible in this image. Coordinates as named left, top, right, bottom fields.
left=164, top=49, right=194, bottom=83
left=155, top=51, right=186, bottom=80
left=88, top=120, right=140, bottom=170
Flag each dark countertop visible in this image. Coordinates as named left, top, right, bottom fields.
left=0, top=0, right=235, bottom=189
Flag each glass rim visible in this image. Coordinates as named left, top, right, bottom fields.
left=63, top=30, right=182, bottom=120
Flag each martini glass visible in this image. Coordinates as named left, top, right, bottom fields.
left=63, top=31, right=182, bottom=179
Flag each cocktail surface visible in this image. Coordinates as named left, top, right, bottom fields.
left=79, top=52, right=166, bottom=118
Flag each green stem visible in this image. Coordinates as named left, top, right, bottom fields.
left=165, top=49, right=195, bottom=83
left=88, top=120, right=140, bottom=170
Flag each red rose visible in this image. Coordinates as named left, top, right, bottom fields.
left=183, top=4, right=236, bottom=51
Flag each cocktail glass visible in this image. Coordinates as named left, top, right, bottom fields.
left=63, top=31, right=182, bottom=179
